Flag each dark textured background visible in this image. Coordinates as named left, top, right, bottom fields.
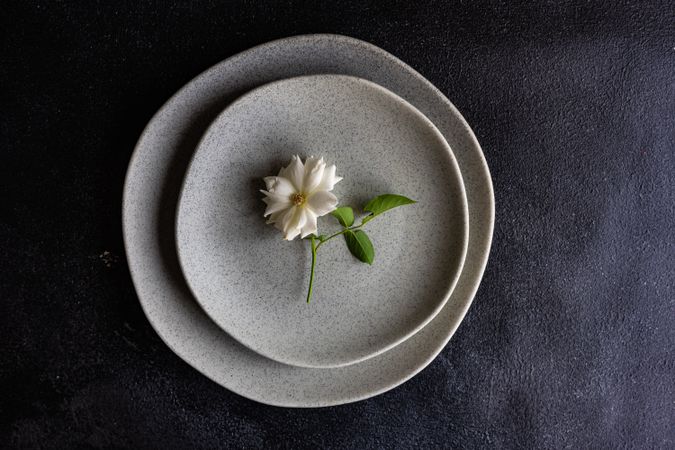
left=2, top=1, right=674, bottom=448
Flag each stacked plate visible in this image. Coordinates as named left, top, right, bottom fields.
left=123, top=34, right=494, bottom=407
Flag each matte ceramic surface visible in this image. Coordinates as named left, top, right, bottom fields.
left=175, top=75, right=469, bottom=369
left=122, top=34, right=494, bottom=407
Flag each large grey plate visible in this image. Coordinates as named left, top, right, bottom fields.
left=175, top=75, right=469, bottom=369
left=123, top=34, right=494, bottom=407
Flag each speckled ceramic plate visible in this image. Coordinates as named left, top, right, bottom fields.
left=123, top=34, right=494, bottom=407
left=175, top=75, right=469, bottom=369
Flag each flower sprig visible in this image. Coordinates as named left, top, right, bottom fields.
left=304, top=194, right=415, bottom=303
left=261, top=156, right=415, bottom=304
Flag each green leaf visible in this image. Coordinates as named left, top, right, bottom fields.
left=363, top=194, right=416, bottom=219
left=343, top=230, right=374, bottom=265
left=331, top=206, right=354, bottom=227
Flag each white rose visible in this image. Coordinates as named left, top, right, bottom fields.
left=261, top=155, right=342, bottom=240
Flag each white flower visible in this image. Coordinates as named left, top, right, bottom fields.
left=261, top=155, right=342, bottom=240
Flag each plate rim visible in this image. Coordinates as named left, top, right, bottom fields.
left=122, top=33, right=495, bottom=407
left=174, top=73, right=470, bottom=369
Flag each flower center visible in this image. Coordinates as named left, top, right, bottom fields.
left=290, top=193, right=306, bottom=206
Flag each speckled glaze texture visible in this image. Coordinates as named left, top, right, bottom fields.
left=123, top=34, right=494, bottom=406
left=175, top=75, right=469, bottom=368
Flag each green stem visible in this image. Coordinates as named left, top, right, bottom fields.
left=315, top=223, right=365, bottom=250
left=306, top=235, right=317, bottom=304
left=305, top=218, right=370, bottom=303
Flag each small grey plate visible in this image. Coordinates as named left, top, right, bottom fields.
left=123, top=34, right=494, bottom=407
left=175, top=75, right=469, bottom=369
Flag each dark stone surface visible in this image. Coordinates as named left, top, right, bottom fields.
left=1, top=1, right=673, bottom=448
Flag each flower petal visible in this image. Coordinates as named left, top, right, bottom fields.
left=284, top=228, right=301, bottom=241
left=306, top=190, right=338, bottom=216
left=269, top=212, right=286, bottom=231
left=263, top=176, right=276, bottom=191
left=303, top=156, right=326, bottom=193
left=261, top=189, right=291, bottom=214
left=316, top=164, right=343, bottom=191
left=300, top=211, right=318, bottom=238
left=278, top=155, right=304, bottom=191
left=276, top=206, right=296, bottom=233
left=282, top=206, right=307, bottom=240
left=266, top=210, right=283, bottom=224
left=262, top=194, right=291, bottom=216
left=264, top=176, right=295, bottom=197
